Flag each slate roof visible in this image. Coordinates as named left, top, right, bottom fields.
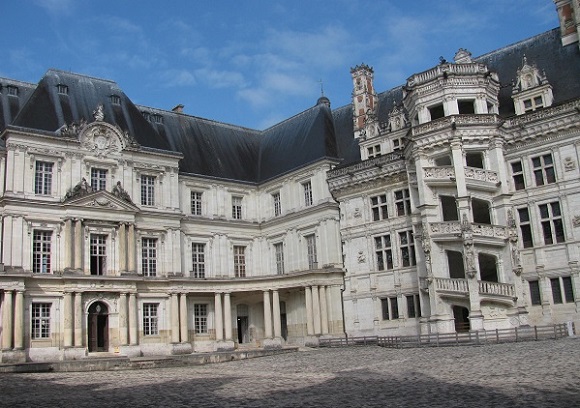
left=1, top=28, right=579, bottom=183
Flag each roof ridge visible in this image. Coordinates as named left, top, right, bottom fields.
left=474, top=27, right=559, bottom=61
left=45, top=68, right=118, bottom=85
left=262, top=103, right=325, bottom=133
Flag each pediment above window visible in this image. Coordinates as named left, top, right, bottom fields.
left=63, top=189, right=140, bottom=212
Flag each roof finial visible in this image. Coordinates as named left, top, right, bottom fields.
left=318, top=79, right=324, bottom=97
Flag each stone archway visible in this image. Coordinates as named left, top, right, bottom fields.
left=88, top=301, right=109, bottom=352
left=453, top=305, right=470, bottom=332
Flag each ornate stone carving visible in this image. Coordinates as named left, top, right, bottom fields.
left=564, top=156, right=576, bottom=171
left=112, top=181, right=133, bottom=203
left=64, top=178, right=92, bottom=201
left=357, top=251, right=366, bottom=263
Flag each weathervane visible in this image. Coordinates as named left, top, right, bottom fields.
left=318, top=79, right=325, bottom=97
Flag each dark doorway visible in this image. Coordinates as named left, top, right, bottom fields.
left=453, top=306, right=470, bottom=332
left=280, top=301, right=288, bottom=341
left=88, top=301, right=109, bottom=352
left=236, top=304, right=249, bottom=344
left=479, top=253, right=498, bottom=282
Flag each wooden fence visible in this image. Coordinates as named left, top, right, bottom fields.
left=318, top=323, right=570, bottom=349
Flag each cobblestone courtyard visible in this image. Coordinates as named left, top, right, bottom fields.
left=1, top=339, right=579, bottom=407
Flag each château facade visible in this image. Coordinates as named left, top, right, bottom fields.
left=1, top=0, right=580, bottom=362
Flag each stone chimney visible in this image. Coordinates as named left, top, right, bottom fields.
left=172, top=104, right=184, bottom=113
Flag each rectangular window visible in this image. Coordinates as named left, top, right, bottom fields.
left=303, top=181, right=313, bottom=207
left=140, top=175, right=155, bottom=206
left=194, top=304, right=208, bottom=334
left=31, top=303, right=51, bottom=339
left=33, top=230, right=52, bottom=274
left=532, top=154, right=555, bottom=186
left=375, top=235, right=393, bottom=270
left=399, top=230, right=416, bottom=267
left=563, top=276, right=574, bottom=303
left=232, top=196, right=243, bottom=220
left=141, top=238, right=157, bottom=277
left=392, top=138, right=403, bottom=152
left=191, top=191, right=202, bottom=216
left=394, top=189, right=411, bottom=217
left=539, top=202, right=565, bottom=244
left=524, top=96, right=543, bottom=112
left=192, top=243, right=205, bottom=278
left=306, top=234, right=318, bottom=269
left=367, top=145, right=381, bottom=158
left=511, top=161, right=525, bottom=191
left=35, top=161, right=53, bottom=195
left=551, top=278, right=563, bottom=304
left=143, top=303, right=159, bottom=336
left=273, top=192, right=281, bottom=217
left=90, top=168, right=107, bottom=191
left=381, top=297, right=399, bottom=320
left=234, top=245, right=246, bottom=277
left=406, top=294, right=421, bottom=318
left=7, top=85, right=18, bottom=96
left=57, top=84, right=68, bottom=95
left=274, top=242, right=284, bottom=275
left=529, top=280, right=541, bottom=306
left=371, top=194, right=388, bottom=221
left=90, top=234, right=107, bottom=275
left=517, top=208, right=533, bottom=248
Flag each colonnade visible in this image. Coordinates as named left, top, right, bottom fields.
left=169, top=292, right=190, bottom=343
left=305, top=285, right=330, bottom=336
left=1, top=290, right=24, bottom=350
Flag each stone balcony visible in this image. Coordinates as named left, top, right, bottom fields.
left=429, top=221, right=509, bottom=246
left=430, top=277, right=516, bottom=305
left=422, top=165, right=499, bottom=191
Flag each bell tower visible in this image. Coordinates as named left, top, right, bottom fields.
left=351, top=64, right=378, bottom=139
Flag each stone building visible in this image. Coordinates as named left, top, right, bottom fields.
left=1, top=1, right=580, bottom=362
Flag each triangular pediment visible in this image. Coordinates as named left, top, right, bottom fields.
left=63, top=190, right=140, bottom=212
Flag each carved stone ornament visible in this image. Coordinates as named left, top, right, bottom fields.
left=80, top=122, right=125, bottom=158
left=564, top=156, right=576, bottom=171
left=357, top=251, right=366, bottom=264
left=573, top=215, right=580, bottom=227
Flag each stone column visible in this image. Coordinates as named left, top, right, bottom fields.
left=63, top=291, right=73, bottom=347
left=74, top=219, right=83, bottom=270
left=305, top=286, right=314, bottom=336
left=214, top=293, right=223, bottom=341
left=170, top=293, right=180, bottom=343
left=64, top=219, right=73, bottom=269
left=312, top=285, right=321, bottom=335
left=223, top=293, right=232, bottom=341
left=179, top=293, right=188, bottom=342
left=319, top=286, right=329, bottom=335
left=13, top=291, right=24, bottom=349
left=119, top=293, right=128, bottom=345
left=127, top=224, right=136, bottom=273
left=2, top=290, right=13, bottom=349
left=272, top=290, right=281, bottom=339
left=74, top=292, right=83, bottom=347
left=129, top=293, right=138, bottom=345
left=119, top=223, right=126, bottom=272
left=263, top=290, right=272, bottom=339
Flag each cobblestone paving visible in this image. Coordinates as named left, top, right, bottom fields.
left=1, top=339, right=579, bottom=407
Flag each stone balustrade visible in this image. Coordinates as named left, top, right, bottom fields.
left=479, top=281, right=515, bottom=298
left=464, top=166, right=499, bottom=184
left=433, top=277, right=468, bottom=294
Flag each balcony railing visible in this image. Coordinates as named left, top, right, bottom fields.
left=434, top=277, right=468, bottom=294
left=479, top=281, right=515, bottom=298
left=464, top=166, right=499, bottom=184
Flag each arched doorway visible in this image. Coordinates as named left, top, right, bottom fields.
left=88, top=301, right=109, bottom=352
left=453, top=306, right=470, bottom=332
left=236, top=304, right=249, bottom=344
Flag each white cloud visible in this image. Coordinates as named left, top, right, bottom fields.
left=35, top=0, right=77, bottom=15
left=194, top=68, right=245, bottom=89
left=160, top=69, right=196, bottom=87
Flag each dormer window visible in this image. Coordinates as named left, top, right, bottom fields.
left=512, top=56, right=553, bottom=115
left=142, top=111, right=151, bottom=121
left=110, top=94, right=121, bottom=105
left=367, top=144, right=381, bottom=159
left=6, top=85, right=18, bottom=96
left=57, top=84, right=68, bottom=95
left=523, top=96, right=543, bottom=112
left=151, top=114, right=163, bottom=124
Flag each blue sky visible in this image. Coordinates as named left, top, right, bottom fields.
left=2, top=0, right=557, bottom=130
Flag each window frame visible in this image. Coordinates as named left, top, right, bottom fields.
left=194, top=303, right=208, bottom=334
left=90, top=234, right=107, bottom=276
left=302, top=181, right=313, bottom=207
left=190, top=191, right=203, bottom=216
left=517, top=207, right=533, bottom=248
left=531, top=154, right=555, bottom=186
left=140, top=174, right=156, bottom=206
left=539, top=201, right=565, bottom=245
left=528, top=280, right=542, bottom=306
left=90, top=168, right=108, bottom=192
left=374, top=234, right=393, bottom=271
left=272, top=191, right=282, bottom=217
left=234, top=245, right=246, bottom=277
left=394, top=189, right=411, bottom=217
left=306, top=234, right=318, bottom=270
left=35, top=161, right=54, bottom=195
left=232, top=196, right=243, bottom=220
left=141, top=237, right=157, bottom=277
left=370, top=194, right=388, bottom=221
left=32, top=230, right=52, bottom=274
left=274, top=242, right=285, bottom=275
left=191, top=243, right=205, bottom=278
left=399, top=230, right=416, bottom=267
left=31, top=303, right=51, bottom=339
left=510, top=160, right=525, bottom=191
left=143, top=303, right=159, bottom=336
